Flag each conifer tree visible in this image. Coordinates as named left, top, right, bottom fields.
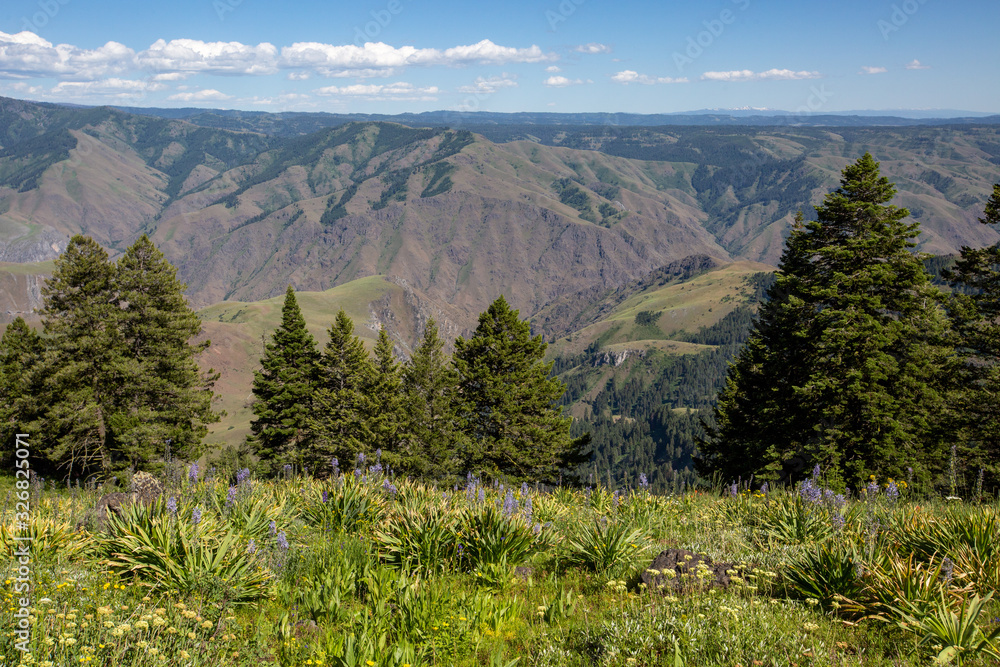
left=307, top=309, right=375, bottom=470
left=401, top=318, right=464, bottom=478
left=30, top=235, right=122, bottom=477
left=249, top=285, right=321, bottom=472
left=698, top=154, right=952, bottom=488
left=945, top=184, right=1000, bottom=488
left=112, top=235, right=219, bottom=467
left=0, top=317, right=43, bottom=467
left=454, top=296, right=585, bottom=483
left=368, top=328, right=405, bottom=463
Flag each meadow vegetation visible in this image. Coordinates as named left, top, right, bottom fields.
left=2, top=464, right=998, bottom=666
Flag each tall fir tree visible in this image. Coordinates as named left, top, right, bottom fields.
left=112, top=234, right=219, bottom=468
left=30, top=235, right=123, bottom=478
left=698, top=154, right=952, bottom=489
left=307, top=309, right=375, bottom=471
left=400, top=318, right=464, bottom=479
left=0, top=317, right=43, bottom=467
left=249, top=285, right=321, bottom=472
left=368, top=328, right=405, bottom=464
left=945, top=184, right=1000, bottom=490
left=453, top=296, right=586, bottom=483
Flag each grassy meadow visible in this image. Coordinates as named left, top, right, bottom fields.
left=2, top=465, right=999, bottom=666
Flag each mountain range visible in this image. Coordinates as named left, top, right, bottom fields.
left=1, top=96, right=998, bottom=450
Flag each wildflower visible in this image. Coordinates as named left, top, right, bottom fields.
left=226, top=486, right=238, bottom=507
left=236, top=467, right=251, bottom=484
left=941, top=557, right=955, bottom=584
left=247, top=539, right=257, bottom=555
left=269, top=520, right=276, bottom=536
left=383, top=479, right=397, bottom=495
left=638, top=473, right=649, bottom=491
left=191, top=505, right=202, bottom=525
left=188, top=463, right=199, bottom=483
left=322, top=490, right=328, bottom=503
left=134, top=620, right=149, bottom=630
left=166, top=496, right=177, bottom=514
left=201, top=620, right=213, bottom=629
left=276, top=531, right=289, bottom=551
left=885, top=480, right=899, bottom=501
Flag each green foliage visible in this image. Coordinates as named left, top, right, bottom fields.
left=400, top=318, right=464, bottom=479
left=24, top=235, right=218, bottom=478
left=701, top=155, right=953, bottom=489
left=0, top=317, right=43, bottom=466
left=421, top=161, right=455, bottom=197
left=783, top=541, right=864, bottom=611
left=249, top=285, right=321, bottom=471
left=373, top=509, right=460, bottom=575
left=300, top=479, right=386, bottom=534
left=454, top=296, right=585, bottom=483
left=890, top=592, right=1000, bottom=665
left=565, top=517, right=649, bottom=576
left=458, top=504, right=541, bottom=572
left=100, top=499, right=272, bottom=604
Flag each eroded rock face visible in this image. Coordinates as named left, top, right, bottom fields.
left=86, top=472, right=165, bottom=530
left=639, top=548, right=744, bottom=591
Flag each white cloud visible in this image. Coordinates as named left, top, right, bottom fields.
left=167, top=88, right=234, bottom=102
left=47, top=78, right=165, bottom=100
left=859, top=66, right=887, bottom=74
left=137, top=39, right=279, bottom=75
left=244, top=93, right=312, bottom=106
left=574, top=43, right=611, bottom=54
left=906, top=59, right=930, bottom=70
left=0, top=31, right=133, bottom=79
left=701, top=68, right=821, bottom=82
left=151, top=72, right=191, bottom=81
left=314, top=81, right=439, bottom=101
left=457, top=74, right=518, bottom=94
left=543, top=75, right=589, bottom=88
left=281, top=39, right=555, bottom=78
left=611, top=70, right=687, bottom=85
left=546, top=65, right=561, bottom=73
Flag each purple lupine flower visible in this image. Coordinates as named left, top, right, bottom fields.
left=760, top=482, right=769, bottom=496
left=226, top=486, right=238, bottom=507
left=812, top=464, right=821, bottom=480
left=866, top=480, right=880, bottom=499
left=276, top=531, right=289, bottom=551
left=800, top=478, right=822, bottom=504
left=941, top=557, right=955, bottom=584
left=354, top=468, right=362, bottom=480
left=584, top=486, right=592, bottom=500
left=283, top=464, right=292, bottom=475
left=374, top=449, right=382, bottom=461
left=191, top=505, right=202, bottom=525
left=638, top=473, right=649, bottom=491
left=831, top=514, right=845, bottom=530
left=322, top=490, right=329, bottom=503
left=885, top=480, right=899, bottom=501
left=478, top=487, right=485, bottom=503
left=502, top=490, right=517, bottom=517
left=166, top=496, right=177, bottom=514
left=357, top=452, right=366, bottom=466
left=727, top=482, right=738, bottom=498
left=533, top=523, right=542, bottom=535
left=383, top=479, right=397, bottom=495
left=520, top=482, right=529, bottom=497
left=523, top=496, right=533, bottom=521
left=236, top=468, right=251, bottom=484
left=613, top=489, right=621, bottom=507
left=369, top=463, right=383, bottom=476
left=269, top=520, right=276, bottom=536
left=188, top=463, right=199, bottom=484
left=247, top=539, right=256, bottom=555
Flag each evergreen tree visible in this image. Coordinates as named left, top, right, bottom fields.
left=400, top=318, right=464, bottom=478
left=945, top=184, right=1000, bottom=489
left=454, top=296, right=585, bottom=483
left=30, top=235, right=122, bottom=477
left=698, top=154, right=952, bottom=488
left=249, top=285, right=321, bottom=472
left=368, top=328, right=405, bottom=464
left=111, top=235, right=219, bottom=468
left=0, top=317, right=43, bottom=467
left=307, top=309, right=375, bottom=471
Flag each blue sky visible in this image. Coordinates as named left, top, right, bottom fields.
left=0, top=0, right=997, bottom=114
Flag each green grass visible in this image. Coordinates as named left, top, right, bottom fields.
left=3, top=472, right=998, bottom=666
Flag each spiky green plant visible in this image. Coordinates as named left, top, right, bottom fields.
left=565, top=516, right=649, bottom=576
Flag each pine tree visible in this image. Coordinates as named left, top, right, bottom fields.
left=453, top=296, right=585, bottom=483
left=30, top=235, right=122, bottom=477
left=698, top=154, right=952, bottom=489
left=307, top=309, right=375, bottom=471
left=112, top=235, right=219, bottom=468
left=249, top=285, right=321, bottom=472
left=400, top=318, right=464, bottom=478
left=0, top=317, right=43, bottom=467
left=945, top=184, right=1000, bottom=489
left=368, top=328, right=404, bottom=463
